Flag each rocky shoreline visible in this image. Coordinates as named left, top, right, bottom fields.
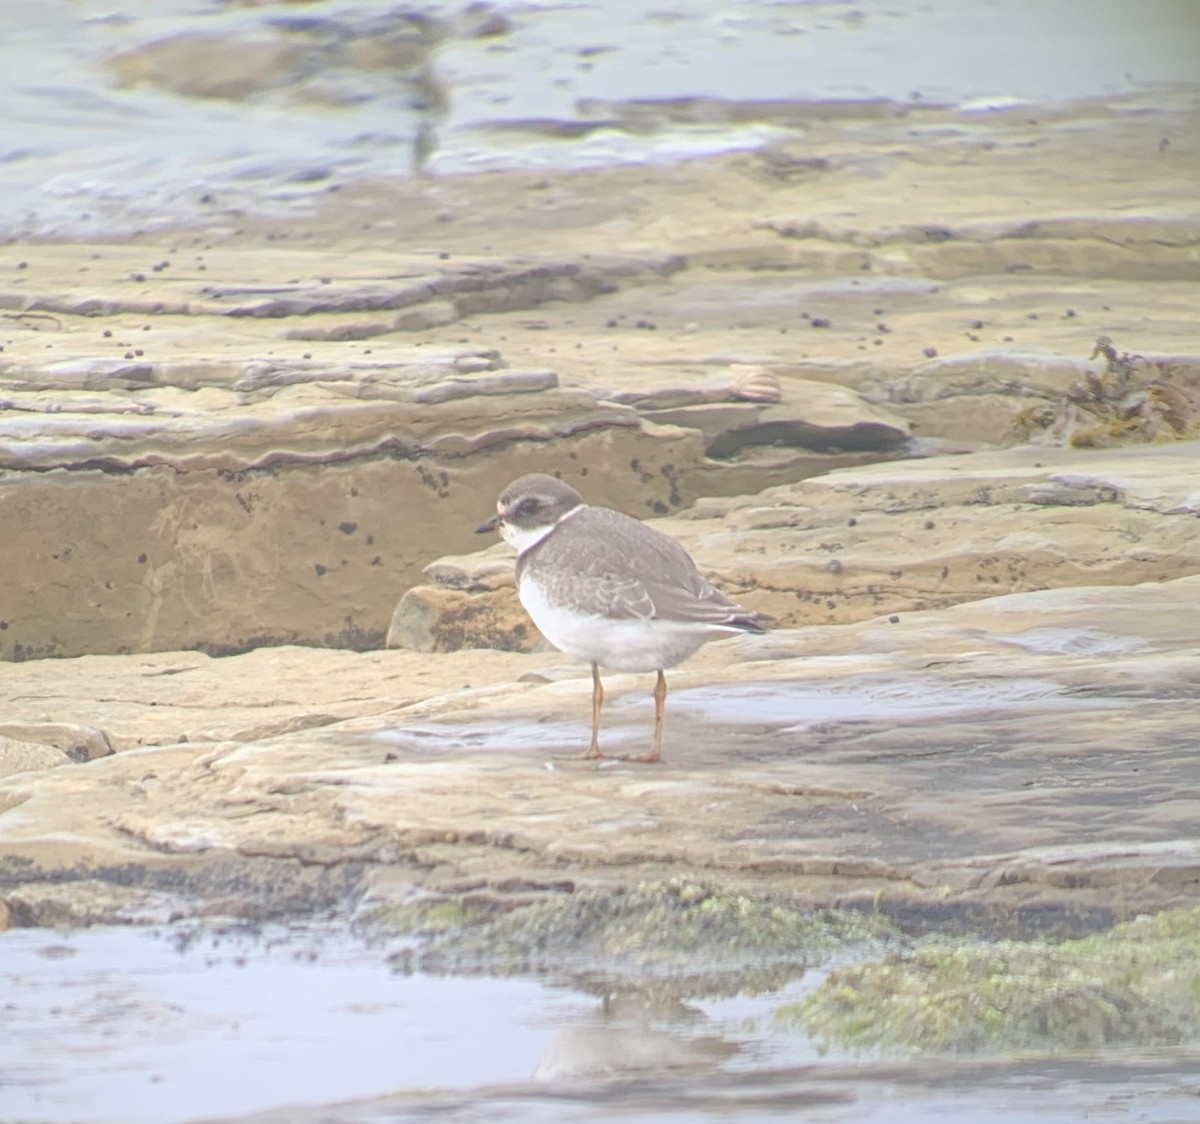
left=2, top=50, right=1199, bottom=953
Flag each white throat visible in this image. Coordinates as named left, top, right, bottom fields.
left=501, top=503, right=584, bottom=555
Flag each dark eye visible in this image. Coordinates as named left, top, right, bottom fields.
left=516, top=497, right=539, bottom=515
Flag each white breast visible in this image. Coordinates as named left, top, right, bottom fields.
left=518, top=571, right=730, bottom=672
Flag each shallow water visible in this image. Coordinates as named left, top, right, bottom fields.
left=2, top=924, right=1196, bottom=1124
left=366, top=671, right=1121, bottom=757
left=0, top=923, right=827, bottom=1123
left=4, top=0, right=1197, bottom=235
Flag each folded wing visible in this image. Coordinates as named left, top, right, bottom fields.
left=521, top=506, right=768, bottom=631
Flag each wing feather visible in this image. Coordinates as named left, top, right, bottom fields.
left=520, top=506, right=765, bottom=630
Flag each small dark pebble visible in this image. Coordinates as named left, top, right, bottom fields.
left=103, top=330, right=112, bottom=338
left=924, top=520, right=935, bottom=530
left=1064, top=308, right=1076, bottom=318
left=888, top=615, right=900, bottom=624
left=922, top=346, right=938, bottom=358
left=827, top=559, right=842, bottom=573
left=811, top=317, right=831, bottom=329
left=847, top=516, right=857, bottom=527
left=971, top=320, right=984, bottom=330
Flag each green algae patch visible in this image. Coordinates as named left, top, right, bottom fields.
left=377, top=880, right=900, bottom=995
left=784, top=905, right=1200, bottom=1055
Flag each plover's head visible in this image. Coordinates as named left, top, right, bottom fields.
left=475, top=473, right=585, bottom=554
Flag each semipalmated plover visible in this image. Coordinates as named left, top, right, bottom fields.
left=476, top=473, right=768, bottom=763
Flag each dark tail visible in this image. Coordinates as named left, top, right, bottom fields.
left=730, top=611, right=771, bottom=634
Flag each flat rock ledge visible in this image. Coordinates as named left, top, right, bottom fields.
left=0, top=336, right=908, bottom=660
left=2, top=568, right=1198, bottom=933
left=393, top=439, right=1200, bottom=649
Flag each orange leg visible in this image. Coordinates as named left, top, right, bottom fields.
left=651, top=668, right=667, bottom=763
left=652, top=666, right=672, bottom=762
left=583, top=662, right=605, bottom=759
left=621, top=669, right=666, bottom=765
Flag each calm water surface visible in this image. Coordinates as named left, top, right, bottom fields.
left=2, top=924, right=1196, bottom=1124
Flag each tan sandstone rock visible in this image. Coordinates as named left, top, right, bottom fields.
left=403, top=439, right=1200, bottom=648
left=3, top=93, right=1198, bottom=666
left=0, top=722, right=114, bottom=762
left=387, top=585, right=540, bottom=654
left=0, top=347, right=711, bottom=659
left=0, top=737, right=72, bottom=779
left=1, top=574, right=1198, bottom=928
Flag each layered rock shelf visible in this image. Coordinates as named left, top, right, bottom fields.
left=2, top=56, right=1199, bottom=936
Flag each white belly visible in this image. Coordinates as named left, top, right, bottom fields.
left=519, top=573, right=731, bottom=672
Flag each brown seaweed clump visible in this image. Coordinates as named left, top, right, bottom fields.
left=1009, top=336, right=1200, bottom=447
